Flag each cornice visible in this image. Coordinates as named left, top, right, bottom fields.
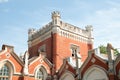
left=28, top=21, right=94, bottom=47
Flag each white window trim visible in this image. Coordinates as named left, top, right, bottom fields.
left=34, top=65, right=48, bottom=80
left=0, top=60, right=14, bottom=80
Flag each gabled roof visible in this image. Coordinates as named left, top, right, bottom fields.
left=0, top=44, right=24, bottom=66
left=58, top=58, right=76, bottom=77
left=28, top=52, right=53, bottom=68
left=28, top=56, right=39, bottom=64
left=80, top=49, right=108, bottom=77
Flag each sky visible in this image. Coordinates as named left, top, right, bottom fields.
left=0, top=0, right=120, bottom=55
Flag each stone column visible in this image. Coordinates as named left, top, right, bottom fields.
left=107, top=43, right=115, bottom=80
left=23, top=51, right=29, bottom=75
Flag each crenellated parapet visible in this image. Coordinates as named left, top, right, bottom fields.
left=28, top=22, right=53, bottom=41
left=28, top=11, right=94, bottom=47
left=59, top=21, right=93, bottom=38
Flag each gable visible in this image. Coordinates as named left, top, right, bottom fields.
left=0, top=45, right=24, bottom=74
left=80, top=50, right=108, bottom=78
left=83, top=66, right=108, bottom=80
left=28, top=54, right=52, bottom=75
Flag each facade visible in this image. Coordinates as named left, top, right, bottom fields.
left=0, top=11, right=120, bottom=80
left=28, top=11, right=93, bottom=71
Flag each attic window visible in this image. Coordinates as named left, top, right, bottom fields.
left=38, top=44, right=46, bottom=53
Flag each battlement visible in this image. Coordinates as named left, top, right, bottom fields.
left=28, top=11, right=93, bottom=45
left=52, top=11, right=61, bottom=19
left=59, top=21, right=93, bottom=37
left=28, top=21, right=93, bottom=41
left=28, top=22, right=53, bottom=41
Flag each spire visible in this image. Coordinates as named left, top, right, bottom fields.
left=51, top=11, right=61, bottom=26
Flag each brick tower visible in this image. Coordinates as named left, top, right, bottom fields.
left=28, top=11, right=94, bottom=71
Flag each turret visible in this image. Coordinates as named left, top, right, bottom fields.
left=85, top=25, right=93, bottom=37
left=28, top=28, right=36, bottom=40
left=51, top=11, right=61, bottom=26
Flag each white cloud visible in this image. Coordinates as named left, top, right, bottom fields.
left=107, top=0, right=120, bottom=7
left=0, top=0, right=8, bottom=3
left=89, top=8, right=120, bottom=48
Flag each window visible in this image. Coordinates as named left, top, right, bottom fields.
left=35, top=66, right=48, bottom=80
left=70, top=44, right=79, bottom=58
left=71, top=47, right=77, bottom=57
left=0, top=65, right=9, bottom=80
left=36, top=69, right=43, bottom=80
left=38, top=44, right=46, bottom=53
left=70, top=44, right=82, bottom=68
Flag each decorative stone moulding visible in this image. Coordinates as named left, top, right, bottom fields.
left=28, top=12, right=94, bottom=47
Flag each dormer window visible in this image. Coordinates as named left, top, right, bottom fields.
left=38, top=44, right=46, bottom=53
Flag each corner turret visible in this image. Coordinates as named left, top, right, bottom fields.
left=51, top=11, right=61, bottom=26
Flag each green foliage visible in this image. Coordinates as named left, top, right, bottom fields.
left=99, top=45, right=120, bottom=56
left=99, top=45, right=107, bottom=54
left=114, top=48, right=119, bottom=56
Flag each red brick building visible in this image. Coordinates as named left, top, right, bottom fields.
left=0, top=11, right=120, bottom=80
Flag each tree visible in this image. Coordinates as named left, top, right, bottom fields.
left=114, top=48, right=119, bottom=56
left=99, top=45, right=107, bottom=54
left=99, top=45, right=119, bottom=56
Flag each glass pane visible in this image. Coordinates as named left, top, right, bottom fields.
left=36, top=69, right=43, bottom=80
left=0, top=65, right=9, bottom=80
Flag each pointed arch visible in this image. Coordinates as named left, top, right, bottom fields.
left=0, top=59, right=14, bottom=80
left=59, top=71, right=75, bottom=80
left=34, top=65, right=48, bottom=80
left=83, top=65, right=108, bottom=80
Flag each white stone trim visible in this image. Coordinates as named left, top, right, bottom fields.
left=0, top=59, right=22, bottom=75
left=80, top=50, right=93, bottom=72
left=28, top=21, right=93, bottom=47
left=29, top=57, right=40, bottom=66
left=28, top=22, right=52, bottom=40
left=34, top=64, right=48, bottom=80
left=28, top=29, right=52, bottom=47
left=0, top=59, right=16, bottom=80
left=57, top=27, right=93, bottom=44
left=94, top=54, right=107, bottom=64
left=0, top=48, right=7, bottom=55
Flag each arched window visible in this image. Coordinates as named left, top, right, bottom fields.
left=36, top=69, right=44, bottom=80
left=35, top=66, right=48, bottom=80
left=0, top=65, right=9, bottom=80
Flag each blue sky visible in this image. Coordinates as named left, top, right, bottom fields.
left=0, top=0, right=120, bottom=55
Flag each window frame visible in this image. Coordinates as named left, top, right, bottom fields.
left=70, top=44, right=80, bottom=58
left=35, top=66, right=48, bottom=80
left=0, top=65, right=10, bottom=80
